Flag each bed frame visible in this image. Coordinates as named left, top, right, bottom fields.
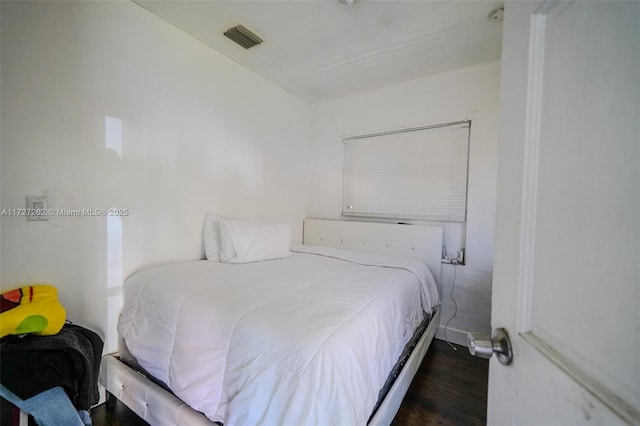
left=99, top=219, right=443, bottom=425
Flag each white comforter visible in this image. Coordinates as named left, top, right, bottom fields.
left=118, top=245, right=439, bottom=425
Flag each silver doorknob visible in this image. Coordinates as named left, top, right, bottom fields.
left=467, top=327, right=513, bottom=365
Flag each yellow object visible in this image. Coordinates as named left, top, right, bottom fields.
left=0, top=285, right=66, bottom=337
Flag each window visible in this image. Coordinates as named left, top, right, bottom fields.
left=342, top=121, right=470, bottom=222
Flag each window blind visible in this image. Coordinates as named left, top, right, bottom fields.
left=342, top=121, right=470, bottom=222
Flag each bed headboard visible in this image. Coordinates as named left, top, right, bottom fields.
left=303, top=219, right=443, bottom=287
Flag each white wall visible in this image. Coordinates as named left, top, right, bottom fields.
left=1, top=1, right=498, bottom=351
left=308, top=60, right=500, bottom=343
left=0, top=1, right=311, bottom=351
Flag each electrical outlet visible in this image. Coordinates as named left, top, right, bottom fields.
left=442, top=248, right=465, bottom=265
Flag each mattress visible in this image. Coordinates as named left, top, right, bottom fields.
left=117, top=244, right=439, bottom=425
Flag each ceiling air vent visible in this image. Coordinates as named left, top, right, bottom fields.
left=223, top=25, right=263, bottom=49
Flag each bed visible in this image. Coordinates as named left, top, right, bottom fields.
left=100, top=218, right=443, bottom=425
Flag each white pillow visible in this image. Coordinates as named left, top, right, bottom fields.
left=203, top=212, right=232, bottom=262
left=219, top=220, right=292, bottom=263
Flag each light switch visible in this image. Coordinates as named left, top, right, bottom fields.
left=26, top=196, right=48, bottom=221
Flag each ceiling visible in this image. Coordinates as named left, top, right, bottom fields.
left=134, top=1, right=504, bottom=103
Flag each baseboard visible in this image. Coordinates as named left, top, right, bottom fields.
left=435, top=325, right=468, bottom=347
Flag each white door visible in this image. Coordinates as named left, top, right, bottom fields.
left=489, top=1, right=639, bottom=424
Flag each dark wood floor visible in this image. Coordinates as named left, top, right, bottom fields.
left=391, top=339, right=489, bottom=426
left=91, top=339, right=488, bottom=426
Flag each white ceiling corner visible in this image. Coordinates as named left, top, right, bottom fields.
left=134, top=0, right=504, bottom=103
